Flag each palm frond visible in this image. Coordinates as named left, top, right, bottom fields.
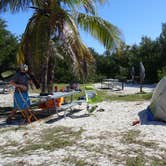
left=58, top=18, right=94, bottom=79
left=95, top=0, right=107, bottom=4
left=16, top=46, right=25, bottom=65
left=17, top=11, right=50, bottom=76
left=62, top=0, right=97, bottom=15
left=80, top=0, right=96, bottom=15
left=77, top=13, right=122, bottom=50
left=0, top=0, right=45, bottom=13
left=0, top=0, right=31, bottom=13
left=48, top=40, right=64, bottom=60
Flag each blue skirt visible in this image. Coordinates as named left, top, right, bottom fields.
left=14, top=91, right=30, bottom=110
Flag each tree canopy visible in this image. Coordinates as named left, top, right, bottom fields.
left=0, top=18, right=18, bottom=74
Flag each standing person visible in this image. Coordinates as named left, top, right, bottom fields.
left=6, top=64, right=33, bottom=123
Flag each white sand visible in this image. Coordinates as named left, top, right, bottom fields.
left=94, top=82, right=156, bottom=95
left=0, top=84, right=166, bottom=166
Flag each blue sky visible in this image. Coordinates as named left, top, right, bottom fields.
left=0, top=0, right=166, bottom=54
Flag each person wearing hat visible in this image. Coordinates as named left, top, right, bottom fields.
left=6, top=64, right=34, bottom=123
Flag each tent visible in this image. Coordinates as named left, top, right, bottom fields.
left=148, top=76, right=166, bottom=122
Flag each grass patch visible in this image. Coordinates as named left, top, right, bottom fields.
left=121, top=130, right=158, bottom=149
left=126, top=155, right=166, bottom=166
left=79, top=143, right=104, bottom=154
left=0, top=140, right=19, bottom=153
left=95, top=90, right=108, bottom=101
left=92, top=90, right=152, bottom=102
left=85, top=85, right=94, bottom=90
left=62, top=156, right=91, bottom=166
left=9, top=126, right=83, bottom=156
left=125, top=152, right=166, bottom=166
left=6, top=140, right=19, bottom=147
left=126, top=153, right=145, bottom=166
left=0, top=126, right=27, bottom=134
left=150, top=157, right=166, bottom=166
left=108, top=92, right=152, bottom=101
left=137, top=141, right=158, bottom=149
left=121, top=130, right=141, bottom=144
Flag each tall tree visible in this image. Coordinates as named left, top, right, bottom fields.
left=138, top=36, right=160, bottom=82
left=0, top=18, right=18, bottom=73
left=159, top=23, right=166, bottom=67
left=0, top=0, right=122, bottom=92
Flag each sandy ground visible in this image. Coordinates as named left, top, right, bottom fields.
left=94, top=83, right=156, bottom=95
left=0, top=83, right=166, bottom=166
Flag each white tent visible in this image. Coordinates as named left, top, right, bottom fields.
left=150, top=76, right=166, bottom=122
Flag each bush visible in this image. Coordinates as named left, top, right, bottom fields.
left=157, top=66, right=166, bottom=80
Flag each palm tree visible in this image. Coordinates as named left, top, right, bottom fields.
left=0, top=0, right=122, bottom=93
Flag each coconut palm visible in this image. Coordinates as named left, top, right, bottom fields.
left=0, top=0, right=122, bottom=93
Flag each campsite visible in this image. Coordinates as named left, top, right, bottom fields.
left=1, top=0, right=166, bottom=166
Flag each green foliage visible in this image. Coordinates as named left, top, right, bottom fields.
left=91, top=26, right=166, bottom=84
left=54, top=57, right=76, bottom=83
left=94, top=53, right=119, bottom=79
left=157, top=66, right=166, bottom=80
left=0, top=19, right=163, bottom=85
left=90, top=28, right=166, bottom=84
left=0, top=18, right=19, bottom=73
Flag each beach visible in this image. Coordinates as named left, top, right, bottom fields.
left=0, top=83, right=165, bottom=166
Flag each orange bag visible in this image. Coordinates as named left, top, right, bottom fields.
left=56, top=97, right=64, bottom=107
left=39, top=98, right=64, bottom=109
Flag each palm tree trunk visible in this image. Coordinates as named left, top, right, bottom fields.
left=47, top=54, right=55, bottom=93
left=41, top=56, right=49, bottom=93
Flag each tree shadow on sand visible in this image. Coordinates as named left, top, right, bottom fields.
left=138, top=109, right=166, bottom=126
left=0, top=106, right=88, bottom=127
left=45, top=108, right=89, bottom=124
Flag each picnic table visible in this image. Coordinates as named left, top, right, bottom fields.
left=101, top=78, right=124, bottom=90
left=0, top=81, right=11, bottom=94
left=30, top=90, right=84, bottom=117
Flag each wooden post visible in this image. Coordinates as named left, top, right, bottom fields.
left=140, top=80, right=143, bottom=93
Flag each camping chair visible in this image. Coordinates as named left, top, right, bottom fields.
left=77, top=85, right=98, bottom=113
left=61, top=89, right=97, bottom=118
left=85, top=90, right=98, bottom=113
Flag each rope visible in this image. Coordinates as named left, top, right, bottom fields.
left=14, top=95, right=27, bottom=124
